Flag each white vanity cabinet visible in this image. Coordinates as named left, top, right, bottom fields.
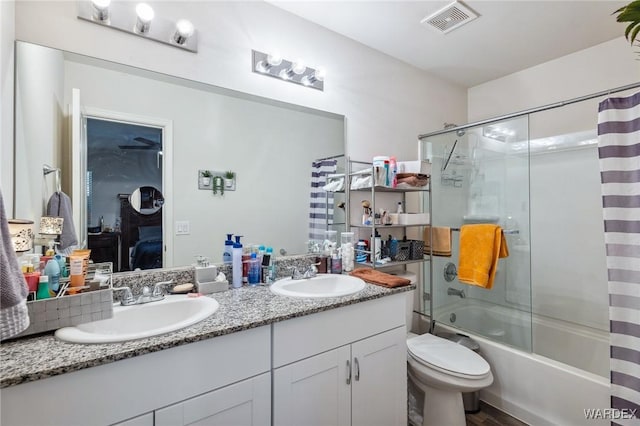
left=272, top=293, right=407, bottom=426
left=155, top=372, right=270, bottom=426
left=0, top=326, right=271, bottom=426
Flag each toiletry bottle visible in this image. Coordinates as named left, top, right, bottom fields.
left=232, top=236, right=243, bottom=288
left=242, top=250, right=251, bottom=285
left=261, top=247, right=272, bottom=283
left=266, top=247, right=276, bottom=283
left=45, top=240, right=55, bottom=256
left=389, top=156, right=397, bottom=188
left=44, top=259, right=61, bottom=293
left=36, top=275, right=51, bottom=300
left=54, top=254, right=68, bottom=278
left=384, top=160, right=390, bottom=186
left=397, top=201, right=403, bottom=214
left=389, top=235, right=398, bottom=260
left=371, top=231, right=382, bottom=262
left=223, top=234, right=234, bottom=264
left=330, top=250, right=342, bottom=274
left=248, top=253, right=261, bottom=286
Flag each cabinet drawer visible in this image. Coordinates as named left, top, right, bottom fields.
left=273, top=293, right=406, bottom=368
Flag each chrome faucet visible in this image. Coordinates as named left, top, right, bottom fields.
left=289, top=263, right=320, bottom=280
left=447, top=287, right=466, bottom=298
left=112, top=280, right=173, bottom=306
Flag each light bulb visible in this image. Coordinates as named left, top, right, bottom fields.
left=256, top=61, right=269, bottom=73
left=266, top=53, right=282, bottom=67
left=301, top=76, right=312, bottom=86
left=292, top=60, right=306, bottom=75
left=91, top=0, right=111, bottom=22
left=173, top=19, right=195, bottom=45
left=314, top=67, right=326, bottom=82
left=135, top=3, right=154, bottom=33
left=278, top=69, right=291, bottom=80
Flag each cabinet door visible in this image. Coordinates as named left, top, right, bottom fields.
left=155, top=373, right=270, bottom=426
left=274, top=346, right=351, bottom=426
left=351, top=327, right=407, bottom=426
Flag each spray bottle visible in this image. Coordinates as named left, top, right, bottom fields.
left=232, top=235, right=243, bottom=288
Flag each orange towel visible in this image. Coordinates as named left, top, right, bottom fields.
left=457, top=224, right=509, bottom=289
left=349, top=268, right=411, bottom=288
left=423, top=226, right=452, bottom=257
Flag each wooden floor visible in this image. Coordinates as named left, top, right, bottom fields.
left=465, top=402, right=528, bottom=426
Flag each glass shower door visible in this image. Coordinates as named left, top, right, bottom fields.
left=420, top=116, right=532, bottom=352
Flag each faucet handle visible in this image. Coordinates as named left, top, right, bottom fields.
left=152, top=280, right=173, bottom=297
left=113, top=286, right=135, bottom=305
left=288, top=266, right=303, bottom=280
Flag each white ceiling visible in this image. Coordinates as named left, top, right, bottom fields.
left=269, top=0, right=628, bottom=88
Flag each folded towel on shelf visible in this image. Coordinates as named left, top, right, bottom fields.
left=0, top=190, right=30, bottom=340
left=350, top=268, right=411, bottom=288
left=457, top=224, right=509, bottom=289
left=47, top=191, right=78, bottom=253
left=423, top=226, right=452, bottom=257
left=396, top=173, right=429, bottom=187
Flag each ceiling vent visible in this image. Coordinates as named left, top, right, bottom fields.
left=420, top=1, right=478, bottom=34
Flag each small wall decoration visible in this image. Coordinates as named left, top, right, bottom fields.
left=198, top=169, right=236, bottom=193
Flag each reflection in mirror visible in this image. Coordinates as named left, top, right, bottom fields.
left=14, top=41, right=345, bottom=269
left=130, top=186, right=164, bottom=215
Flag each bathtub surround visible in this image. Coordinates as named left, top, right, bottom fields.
left=597, top=91, right=640, bottom=419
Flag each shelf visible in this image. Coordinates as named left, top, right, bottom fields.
left=350, top=223, right=430, bottom=229
left=355, top=257, right=428, bottom=269
left=350, top=185, right=429, bottom=193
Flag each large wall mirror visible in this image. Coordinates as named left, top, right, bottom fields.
left=14, top=41, right=345, bottom=271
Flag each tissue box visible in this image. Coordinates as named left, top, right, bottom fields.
left=397, top=213, right=430, bottom=225
left=197, top=280, right=228, bottom=294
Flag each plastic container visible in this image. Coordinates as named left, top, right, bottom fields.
left=36, top=275, right=50, bottom=300
left=248, top=253, right=261, bottom=286
left=223, top=234, right=234, bottom=264
left=54, top=254, right=68, bottom=278
left=232, top=235, right=243, bottom=288
left=44, top=259, right=60, bottom=292
left=389, top=156, right=398, bottom=188
left=373, top=156, right=390, bottom=186
left=330, top=252, right=342, bottom=274
left=262, top=247, right=274, bottom=284
left=324, top=230, right=337, bottom=254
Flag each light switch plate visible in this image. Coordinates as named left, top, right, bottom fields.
left=175, top=221, right=190, bottom=235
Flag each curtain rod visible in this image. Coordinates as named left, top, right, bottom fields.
left=418, top=81, right=640, bottom=140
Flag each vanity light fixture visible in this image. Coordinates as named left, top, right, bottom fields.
left=134, top=3, right=154, bottom=34
left=252, top=50, right=325, bottom=91
left=77, top=1, right=198, bottom=53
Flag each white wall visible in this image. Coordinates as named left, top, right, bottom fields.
left=8, top=0, right=466, bottom=189
left=0, top=0, right=15, bottom=213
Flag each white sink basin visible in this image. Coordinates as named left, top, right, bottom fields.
left=55, top=295, right=219, bottom=344
left=270, top=274, right=366, bottom=298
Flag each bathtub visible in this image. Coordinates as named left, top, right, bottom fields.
left=430, top=300, right=610, bottom=426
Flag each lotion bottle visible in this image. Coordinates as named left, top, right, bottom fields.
left=44, top=259, right=60, bottom=292
left=232, top=235, right=243, bottom=288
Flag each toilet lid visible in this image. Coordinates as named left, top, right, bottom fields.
left=407, top=333, right=490, bottom=377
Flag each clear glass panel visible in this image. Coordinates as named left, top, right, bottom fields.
left=528, top=100, right=609, bottom=377
left=420, top=116, right=532, bottom=352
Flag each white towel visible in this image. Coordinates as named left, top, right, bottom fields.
left=47, top=191, right=79, bottom=253
left=0, top=190, right=30, bottom=340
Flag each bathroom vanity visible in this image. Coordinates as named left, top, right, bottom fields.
left=0, top=284, right=411, bottom=426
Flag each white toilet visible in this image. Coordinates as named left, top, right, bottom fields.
left=406, top=332, right=493, bottom=426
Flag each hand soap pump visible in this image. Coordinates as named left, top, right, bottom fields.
left=223, top=234, right=234, bottom=264
left=232, top=235, right=243, bottom=288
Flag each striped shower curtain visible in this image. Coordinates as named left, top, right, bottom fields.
left=597, top=91, right=640, bottom=425
left=308, top=159, right=337, bottom=242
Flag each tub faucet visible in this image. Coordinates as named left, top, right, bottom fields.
left=447, top=287, right=466, bottom=298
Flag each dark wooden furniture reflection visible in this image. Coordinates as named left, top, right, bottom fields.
left=119, top=194, right=163, bottom=271
left=88, top=232, right=120, bottom=271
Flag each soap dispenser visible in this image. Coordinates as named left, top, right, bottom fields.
left=232, top=235, right=243, bottom=288
left=223, top=234, right=234, bottom=264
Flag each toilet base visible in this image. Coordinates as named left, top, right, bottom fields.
left=408, top=368, right=467, bottom=426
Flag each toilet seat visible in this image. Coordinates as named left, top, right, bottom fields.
left=407, top=333, right=490, bottom=379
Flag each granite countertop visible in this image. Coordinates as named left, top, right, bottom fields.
left=0, top=282, right=414, bottom=388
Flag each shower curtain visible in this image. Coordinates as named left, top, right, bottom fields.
left=308, top=159, right=337, bottom=242
left=597, top=91, right=640, bottom=424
